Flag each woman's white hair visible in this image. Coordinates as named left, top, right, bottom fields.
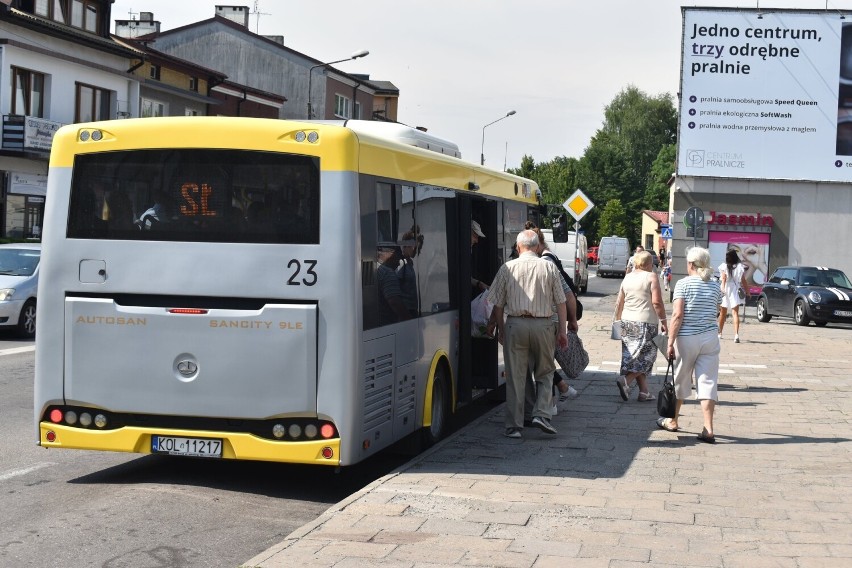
left=686, top=246, right=714, bottom=281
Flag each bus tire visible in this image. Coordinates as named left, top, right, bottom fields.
left=17, top=299, right=36, bottom=339
left=421, top=363, right=451, bottom=447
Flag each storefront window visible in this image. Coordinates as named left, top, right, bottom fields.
left=3, top=195, right=44, bottom=240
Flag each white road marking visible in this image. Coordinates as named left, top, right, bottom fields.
left=655, top=366, right=733, bottom=374
left=720, top=363, right=768, bottom=369
left=0, top=346, right=35, bottom=357
left=0, top=462, right=54, bottom=482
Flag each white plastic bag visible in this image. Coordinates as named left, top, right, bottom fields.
left=471, top=290, right=494, bottom=337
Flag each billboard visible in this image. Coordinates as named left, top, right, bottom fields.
left=678, top=8, right=852, bottom=182
left=708, top=231, right=771, bottom=296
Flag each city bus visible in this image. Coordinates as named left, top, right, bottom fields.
left=34, top=117, right=542, bottom=467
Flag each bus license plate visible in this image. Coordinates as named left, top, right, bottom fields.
left=834, top=310, right=852, bottom=317
left=152, top=436, right=222, bottom=458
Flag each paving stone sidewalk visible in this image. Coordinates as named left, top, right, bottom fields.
left=244, top=296, right=852, bottom=568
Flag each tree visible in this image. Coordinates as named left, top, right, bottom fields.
left=597, top=199, right=628, bottom=238
left=511, top=84, right=677, bottom=245
left=578, top=86, right=676, bottom=243
left=601, top=86, right=677, bottom=190
left=509, top=155, right=582, bottom=227
left=645, top=144, right=676, bottom=212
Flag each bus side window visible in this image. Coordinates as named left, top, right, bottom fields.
left=413, top=185, right=452, bottom=315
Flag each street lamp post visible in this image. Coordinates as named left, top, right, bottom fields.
left=480, top=110, right=516, bottom=166
left=307, top=49, right=369, bottom=119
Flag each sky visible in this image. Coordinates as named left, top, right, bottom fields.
left=109, top=0, right=852, bottom=170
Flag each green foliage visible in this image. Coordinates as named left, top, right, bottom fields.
left=598, top=199, right=628, bottom=238
left=645, top=144, right=677, bottom=212
left=516, top=85, right=677, bottom=246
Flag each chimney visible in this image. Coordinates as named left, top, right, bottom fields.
left=114, top=12, right=161, bottom=38
left=215, top=5, right=250, bottom=28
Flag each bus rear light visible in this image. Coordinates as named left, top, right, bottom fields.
left=91, top=130, right=103, bottom=141
left=168, top=308, right=208, bottom=314
left=94, top=414, right=108, bottom=428
left=79, top=413, right=93, bottom=427
left=295, top=131, right=306, bottom=142
left=65, top=410, right=78, bottom=425
left=46, top=431, right=56, bottom=443
left=288, top=424, right=302, bottom=438
left=304, top=424, right=318, bottom=439
left=272, top=424, right=286, bottom=439
left=362, top=440, right=370, bottom=450
left=321, top=447, right=334, bottom=459
left=306, top=131, right=319, bottom=143
left=49, top=409, right=63, bottom=423
left=320, top=424, right=336, bottom=439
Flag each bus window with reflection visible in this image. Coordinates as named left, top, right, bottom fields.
left=66, top=149, right=320, bottom=244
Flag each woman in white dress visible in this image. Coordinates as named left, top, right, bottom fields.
left=718, top=249, right=750, bottom=343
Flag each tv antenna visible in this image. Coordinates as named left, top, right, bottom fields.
left=250, top=1, right=271, bottom=34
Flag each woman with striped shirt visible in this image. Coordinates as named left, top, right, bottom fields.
left=659, top=247, right=722, bottom=444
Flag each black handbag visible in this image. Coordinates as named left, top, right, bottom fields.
left=657, top=358, right=677, bottom=419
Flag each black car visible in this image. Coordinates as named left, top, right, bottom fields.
left=756, top=266, right=852, bottom=326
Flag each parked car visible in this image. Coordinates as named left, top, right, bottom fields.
left=587, top=246, right=599, bottom=265
left=0, top=243, right=40, bottom=338
left=597, top=236, right=630, bottom=278
left=756, top=265, right=852, bottom=327
left=541, top=229, right=589, bottom=293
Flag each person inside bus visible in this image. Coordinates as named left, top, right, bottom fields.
left=135, top=187, right=176, bottom=230
left=471, top=220, right=489, bottom=292
left=105, top=190, right=136, bottom=232
left=73, top=183, right=109, bottom=237
left=377, top=245, right=412, bottom=324
left=397, top=228, right=422, bottom=317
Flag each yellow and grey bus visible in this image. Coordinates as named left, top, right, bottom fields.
left=34, top=117, right=541, bottom=466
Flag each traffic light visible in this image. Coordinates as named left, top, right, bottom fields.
left=552, top=212, right=568, bottom=243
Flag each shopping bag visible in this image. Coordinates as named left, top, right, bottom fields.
left=657, top=358, right=677, bottom=419
left=610, top=320, right=622, bottom=341
left=471, top=290, right=494, bottom=338
left=555, top=331, right=589, bottom=379
left=652, top=333, right=668, bottom=356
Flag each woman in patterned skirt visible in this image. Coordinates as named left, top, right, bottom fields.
left=613, top=251, right=668, bottom=401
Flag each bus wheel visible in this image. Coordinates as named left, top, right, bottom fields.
left=17, top=300, right=36, bottom=339
left=421, top=364, right=450, bottom=447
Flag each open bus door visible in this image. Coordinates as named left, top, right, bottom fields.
left=456, top=197, right=500, bottom=403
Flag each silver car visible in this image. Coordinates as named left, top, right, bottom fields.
left=0, top=243, right=40, bottom=338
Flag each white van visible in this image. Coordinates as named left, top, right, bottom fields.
left=597, top=236, right=630, bottom=278
left=542, top=229, right=589, bottom=293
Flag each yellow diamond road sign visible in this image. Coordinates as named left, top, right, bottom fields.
left=563, top=189, right=594, bottom=221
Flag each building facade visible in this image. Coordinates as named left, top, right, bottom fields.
left=140, top=6, right=397, bottom=121
left=0, top=0, right=141, bottom=238
left=672, top=7, right=852, bottom=287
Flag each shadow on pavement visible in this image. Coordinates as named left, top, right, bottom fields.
left=67, top=450, right=410, bottom=503
left=712, top=433, right=851, bottom=445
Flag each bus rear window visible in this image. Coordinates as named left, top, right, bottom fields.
left=67, top=149, right=319, bottom=244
